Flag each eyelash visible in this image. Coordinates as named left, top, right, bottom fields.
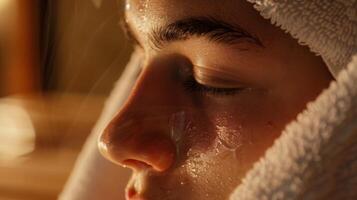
left=183, top=76, right=244, bottom=96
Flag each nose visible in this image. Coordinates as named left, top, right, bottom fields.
left=99, top=58, right=185, bottom=172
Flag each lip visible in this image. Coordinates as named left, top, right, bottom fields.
left=127, top=193, right=146, bottom=200
left=126, top=186, right=146, bottom=200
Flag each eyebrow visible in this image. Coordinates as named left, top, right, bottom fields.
left=122, top=16, right=264, bottom=50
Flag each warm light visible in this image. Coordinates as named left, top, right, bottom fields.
left=0, top=0, right=10, bottom=9
left=0, top=0, right=14, bottom=31
left=0, top=100, right=35, bottom=163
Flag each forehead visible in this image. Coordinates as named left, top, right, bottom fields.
left=125, top=0, right=253, bottom=33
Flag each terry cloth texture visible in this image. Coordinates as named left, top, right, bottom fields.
left=230, top=0, right=357, bottom=199
left=230, top=56, right=357, bottom=200
left=246, top=0, right=357, bottom=77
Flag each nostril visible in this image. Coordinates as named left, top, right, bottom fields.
left=123, top=159, right=153, bottom=170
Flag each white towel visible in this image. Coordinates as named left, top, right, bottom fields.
left=58, top=51, right=142, bottom=200
left=229, top=1, right=357, bottom=199
left=230, top=56, right=357, bottom=200
left=246, top=0, right=357, bottom=77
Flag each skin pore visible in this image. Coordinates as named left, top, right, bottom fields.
left=99, top=0, right=333, bottom=199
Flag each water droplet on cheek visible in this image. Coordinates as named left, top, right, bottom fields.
left=213, top=113, right=244, bottom=152
left=216, top=125, right=243, bottom=152
left=183, top=149, right=220, bottom=183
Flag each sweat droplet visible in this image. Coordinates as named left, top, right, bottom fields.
left=213, top=113, right=243, bottom=152
left=216, top=125, right=242, bottom=151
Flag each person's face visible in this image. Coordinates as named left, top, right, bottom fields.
left=99, top=0, right=333, bottom=199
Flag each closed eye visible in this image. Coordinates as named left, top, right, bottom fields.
left=183, top=76, right=245, bottom=96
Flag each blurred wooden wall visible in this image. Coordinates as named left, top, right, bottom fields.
left=53, top=0, right=132, bottom=95
left=1, top=0, right=132, bottom=96
left=3, top=0, right=41, bottom=95
left=0, top=1, right=132, bottom=199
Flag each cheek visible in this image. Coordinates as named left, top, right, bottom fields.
left=179, top=112, right=217, bottom=153
left=188, top=91, right=289, bottom=161
left=179, top=91, right=272, bottom=152
left=212, top=112, right=244, bottom=151
left=161, top=90, right=300, bottom=198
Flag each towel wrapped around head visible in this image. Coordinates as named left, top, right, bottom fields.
left=230, top=0, right=357, bottom=199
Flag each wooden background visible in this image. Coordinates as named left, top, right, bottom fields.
left=0, top=0, right=132, bottom=199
